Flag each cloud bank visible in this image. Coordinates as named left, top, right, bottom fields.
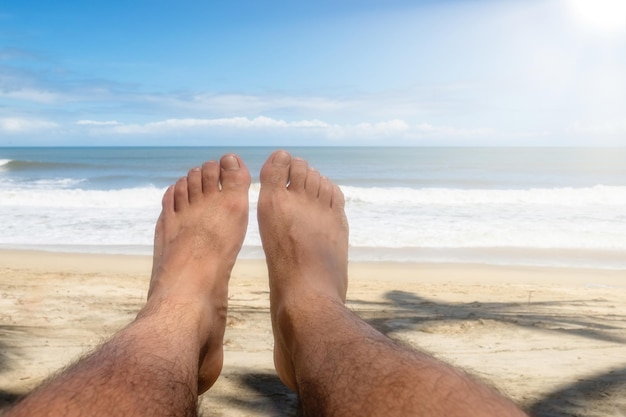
left=0, top=117, right=59, bottom=133
left=73, top=116, right=445, bottom=142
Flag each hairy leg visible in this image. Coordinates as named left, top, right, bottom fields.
left=258, top=150, right=527, bottom=417
left=7, top=154, right=251, bottom=417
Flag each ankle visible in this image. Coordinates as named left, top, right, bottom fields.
left=139, top=296, right=208, bottom=332
left=274, top=294, right=345, bottom=349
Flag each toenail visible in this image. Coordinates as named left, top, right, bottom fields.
left=221, top=155, right=240, bottom=171
left=272, top=151, right=291, bottom=167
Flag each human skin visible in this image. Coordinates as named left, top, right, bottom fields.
left=6, top=150, right=527, bottom=417
left=5, top=154, right=251, bottom=417
left=257, top=150, right=529, bottom=417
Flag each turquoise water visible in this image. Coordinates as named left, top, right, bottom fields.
left=1, top=147, right=625, bottom=268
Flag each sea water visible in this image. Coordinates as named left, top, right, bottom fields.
left=1, top=147, right=625, bottom=269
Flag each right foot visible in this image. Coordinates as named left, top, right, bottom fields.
left=257, top=150, right=349, bottom=391
left=145, top=154, right=251, bottom=394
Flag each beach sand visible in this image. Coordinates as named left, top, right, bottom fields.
left=1, top=250, right=625, bottom=416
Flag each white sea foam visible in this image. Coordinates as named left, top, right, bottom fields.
left=341, top=185, right=626, bottom=251
left=0, top=177, right=86, bottom=191
left=342, top=185, right=626, bottom=206
left=1, top=183, right=625, bottom=256
left=1, top=146, right=624, bottom=267
left=0, top=185, right=165, bottom=208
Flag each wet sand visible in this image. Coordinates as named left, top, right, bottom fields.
left=1, top=250, right=625, bottom=416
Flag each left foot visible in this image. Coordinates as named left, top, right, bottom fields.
left=145, top=154, right=250, bottom=393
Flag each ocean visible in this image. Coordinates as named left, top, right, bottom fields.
left=1, top=147, right=625, bottom=269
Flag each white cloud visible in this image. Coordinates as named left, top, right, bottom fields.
left=103, top=116, right=331, bottom=135
left=81, top=116, right=410, bottom=141
left=0, top=88, right=60, bottom=104
left=76, top=116, right=502, bottom=143
left=0, top=117, right=59, bottom=133
left=131, top=89, right=449, bottom=124
left=415, top=123, right=495, bottom=137
left=106, top=116, right=328, bottom=134
left=76, top=120, right=120, bottom=126
left=184, top=93, right=347, bottom=114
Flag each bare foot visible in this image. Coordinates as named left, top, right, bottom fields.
left=257, top=150, right=349, bottom=391
left=146, top=154, right=250, bottom=394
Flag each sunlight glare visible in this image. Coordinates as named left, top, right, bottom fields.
left=565, top=0, right=626, bottom=35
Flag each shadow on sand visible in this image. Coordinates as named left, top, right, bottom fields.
left=529, top=365, right=626, bottom=417
left=2, top=292, right=624, bottom=416
left=0, top=327, right=24, bottom=411
left=350, top=290, right=625, bottom=416
left=213, top=289, right=624, bottom=416
left=209, top=372, right=299, bottom=417
left=352, top=290, right=626, bottom=344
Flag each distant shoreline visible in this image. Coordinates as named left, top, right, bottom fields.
left=1, top=245, right=625, bottom=271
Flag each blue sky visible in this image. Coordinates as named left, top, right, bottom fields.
left=0, top=0, right=624, bottom=146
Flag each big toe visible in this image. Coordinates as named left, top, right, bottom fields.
left=219, top=154, right=251, bottom=192
left=260, top=150, right=292, bottom=189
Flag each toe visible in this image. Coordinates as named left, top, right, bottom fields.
left=304, top=168, right=321, bottom=199
left=287, top=158, right=308, bottom=191
left=331, top=184, right=346, bottom=210
left=260, top=150, right=291, bottom=189
left=154, top=185, right=175, bottom=248
left=202, top=160, right=220, bottom=194
left=174, top=177, right=190, bottom=211
left=161, top=184, right=176, bottom=213
left=187, top=167, right=203, bottom=204
left=219, top=154, right=251, bottom=192
left=318, top=176, right=333, bottom=206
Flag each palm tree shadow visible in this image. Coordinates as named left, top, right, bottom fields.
left=0, top=327, right=24, bottom=411
left=529, top=366, right=626, bottom=417
left=351, top=290, right=626, bottom=416
left=353, top=290, right=626, bottom=344
left=213, top=372, right=300, bottom=417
